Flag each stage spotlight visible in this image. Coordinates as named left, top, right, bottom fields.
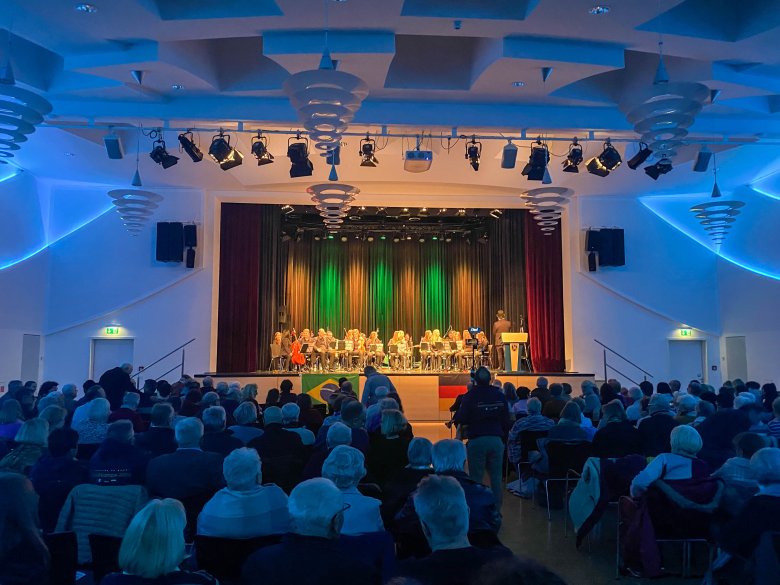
left=456, top=208, right=466, bottom=217
left=367, top=235, right=375, bottom=242
left=287, top=135, right=314, bottom=178
left=501, top=140, right=518, bottom=169
left=251, top=133, right=274, bottom=166
left=418, top=207, right=428, bottom=217
left=439, top=208, right=447, bottom=214
left=359, top=135, right=378, bottom=167
left=627, top=142, right=652, bottom=170
left=445, top=234, right=453, bottom=243
left=393, top=235, right=400, bottom=243
left=404, top=145, right=433, bottom=173
left=340, top=235, right=348, bottom=242
left=465, top=136, right=482, bottom=171
left=281, top=204, right=295, bottom=215
left=419, top=236, right=426, bottom=243
left=562, top=139, right=583, bottom=173
left=149, top=138, right=179, bottom=169
left=521, top=139, right=550, bottom=181
left=489, top=209, right=502, bottom=219
left=380, top=235, right=387, bottom=241
left=586, top=139, right=621, bottom=177
left=432, top=235, right=438, bottom=241
left=208, top=130, right=243, bottom=170
left=693, top=147, right=713, bottom=172
left=178, top=131, right=203, bottom=162
left=644, top=157, right=673, bottom=180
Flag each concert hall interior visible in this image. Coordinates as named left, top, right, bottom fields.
left=2, top=1, right=780, bottom=584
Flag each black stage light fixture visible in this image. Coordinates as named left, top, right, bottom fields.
left=586, top=139, right=621, bottom=177
left=251, top=133, right=274, bottom=166
left=644, top=157, right=673, bottom=180
left=281, top=204, right=295, bottom=215
left=562, top=138, right=583, bottom=173
left=359, top=135, right=379, bottom=167
left=521, top=138, right=550, bottom=181
left=208, top=130, right=243, bottom=170
left=627, top=142, right=653, bottom=170
left=149, top=138, right=179, bottom=169
left=178, top=131, right=203, bottom=162
left=456, top=208, right=466, bottom=217
left=465, top=136, right=482, bottom=171
left=287, top=135, right=314, bottom=178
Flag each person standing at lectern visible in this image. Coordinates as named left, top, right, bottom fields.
left=492, top=311, right=512, bottom=371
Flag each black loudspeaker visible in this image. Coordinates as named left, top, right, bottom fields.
left=278, top=306, right=288, bottom=325
left=185, top=247, right=195, bottom=269
left=587, top=251, right=597, bottom=272
left=156, top=222, right=184, bottom=262
left=598, top=229, right=615, bottom=266
left=585, top=229, right=601, bottom=252
left=183, top=224, right=197, bottom=248
left=598, top=228, right=625, bottom=267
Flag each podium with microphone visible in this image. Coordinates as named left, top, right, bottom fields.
left=501, top=332, right=532, bottom=373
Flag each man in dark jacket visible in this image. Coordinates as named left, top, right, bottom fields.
left=242, top=478, right=379, bottom=585
left=637, top=394, right=680, bottom=457
left=134, top=403, right=177, bottom=456
left=491, top=310, right=512, bottom=371
left=98, top=363, right=137, bottom=411
left=452, top=367, right=511, bottom=508
left=541, top=383, right=567, bottom=419
left=248, top=406, right=306, bottom=492
left=200, top=406, right=242, bottom=457
left=89, top=420, right=150, bottom=486
left=107, top=391, right=145, bottom=432
left=381, top=437, right=434, bottom=527
left=530, top=377, right=552, bottom=405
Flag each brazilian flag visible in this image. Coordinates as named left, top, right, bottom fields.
left=301, top=374, right=359, bottom=404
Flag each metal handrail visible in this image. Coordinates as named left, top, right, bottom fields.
left=594, top=339, right=654, bottom=378
left=604, top=364, right=641, bottom=387
left=131, top=338, right=196, bottom=379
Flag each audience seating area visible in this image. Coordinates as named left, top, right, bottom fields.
left=1, top=369, right=780, bottom=584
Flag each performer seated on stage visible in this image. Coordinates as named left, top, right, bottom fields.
left=280, top=330, right=292, bottom=370
left=325, top=329, right=341, bottom=370
left=313, top=328, right=330, bottom=370
left=419, top=330, right=433, bottom=370
left=476, top=331, right=490, bottom=367
left=271, top=331, right=283, bottom=367
left=367, top=331, right=385, bottom=367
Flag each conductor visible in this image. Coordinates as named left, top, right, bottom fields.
left=492, top=310, right=512, bottom=371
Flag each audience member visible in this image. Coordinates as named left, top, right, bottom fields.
left=580, top=381, right=601, bottom=422
left=134, top=403, right=177, bottom=456
left=281, top=403, right=316, bottom=445
left=228, top=401, right=264, bottom=444
left=179, top=390, right=202, bottom=417
left=512, top=386, right=530, bottom=416
left=278, top=378, right=297, bottom=405
left=0, top=419, right=49, bottom=475
left=362, top=365, right=398, bottom=407
left=547, top=402, right=590, bottom=442
left=200, top=406, right=242, bottom=456
left=70, top=385, right=105, bottom=428
left=761, top=383, right=778, bottom=414
left=692, top=399, right=715, bottom=428
left=530, top=377, right=551, bottom=404
left=89, top=420, right=150, bottom=486
left=592, top=400, right=641, bottom=458
left=697, top=392, right=751, bottom=468
left=99, top=363, right=137, bottom=411
left=625, top=387, right=643, bottom=422
left=263, top=387, right=280, bottom=409
left=322, top=445, right=384, bottom=535
left=637, top=394, right=679, bottom=457
left=296, top=393, right=324, bottom=435
left=674, top=394, right=698, bottom=425
left=367, top=409, right=412, bottom=486
left=138, top=379, right=157, bottom=409
left=713, top=432, right=767, bottom=515
left=302, top=422, right=352, bottom=480
left=366, top=387, right=391, bottom=429
left=502, top=382, right=519, bottom=413
left=241, top=478, right=378, bottom=585
left=197, top=448, right=289, bottom=538
left=74, top=397, right=111, bottom=446
left=382, top=438, right=433, bottom=526
left=248, top=406, right=306, bottom=492
left=38, top=405, right=67, bottom=431
left=102, top=499, right=217, bottom=585
left=0, top=472, right=50, bottom=585
left=0, top=399, right=24, bottom=441
left=541, top=384, right=567, bottom=419
left=507, top=398, right=554, bottom=465
left=108, top=391, right=145, bottom=432
left=340, top=399, right=371, bottom=454
left=767, top=397, right=780, bottom=438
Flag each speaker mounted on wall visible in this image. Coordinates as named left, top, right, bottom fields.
left=156, top=222, right=184, bottom=262
left=584, top=228, right=625, bottom=270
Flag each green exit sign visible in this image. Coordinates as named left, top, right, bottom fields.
left=105, top=327, right=121, bottom=336
left=679, top=328, right=693, bottom=337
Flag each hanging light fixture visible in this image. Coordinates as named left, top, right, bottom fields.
left=562, top=138, right=583, bottom=173
left=644, top=156, right=673, bottom=180
left=288, top=134, right=314, bottom=178
left=626, top=142, right=653, bottom=170
left=501, top=140, right=518, bottom=169
left=178, top=131, right=203, bottom=162
left=359, top=134, right=378, bottom=167
left=465, top=135, right=482, bottom=171
left=149, top=135, right=179, bottom=169
left=251, top=132, right=274, bottom=166
left=208, top=130, right=243, bottom=170
left=586, top=139, right=621, bottom=177
left=522, top=138, right=550, bottom=181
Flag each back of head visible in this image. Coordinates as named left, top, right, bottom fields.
left=87, top=397, right=111, bottom=422
left=717, top=387, right=735, bottom=409
left=242, top=384, right=259, bottom=402
left=340, top=399, right=365, bottom=429
left=202, top=376, right=214, bottom=389
left=288, top=478, right=344, bottom=538
left=122, top=391, right=141, bottom=410
left=536, top=376, right=548, bottom=389
left=142, top=379, right=157, bottom=394
left=517, top=386, right=530, bottom=400
left=150, top=403, right=174, bottom=427
left=580, top=380, right=595, bottom=395
left=48, top=428, right=80, bottom=457
left=503, top=382, right=518, bottom=402
left=670, top=425, right=703, bottom=457
left=15, top=418, right=49, bottom=447
left=263, top=406, right=283, bottom=425
left=120, top=363, right=133, bottom=375
left=677, top=395, right=697, bottom=414
left=281, top=402, right=301, bottom=424
left=375, top=386, right=390, bottom=400
left=174, top=417, right=204, bottom=448
left=751, top=448, right=780, bottom=486
left=280, top=379, right=293, bottom=394
left=156, top=380, right=171, bottom=398
left=223, top=447, right=262, bottom=491
left=527, top=397, right=542, bottom=415
left=107, top=420, right=135, bottom=444
left=265, top=388, right=280, bottom=404
left=413, top=474, right=469, bottom=544
left=474, top=366, right=491, bottom=386
left=734, top=395, right=754, bottom=410
left=549, top=383, right=563, bottom=397
left=696, top=400, right=715, bottom=417
left=628, top=386, right=643, bottom=401
left=296, top=393, right=313, bottom=410
left=734, top=432, right=767, bottom=459
left=0, top=399, right=22, bottom=424
left=119, top=499, right=185, bottom=579
left=364, top=365, right=377, bottom=376
left=215, top=381, right=229, bottom=395
left=639, top=380, right=654, bottom=397
left=432, top=439, right=467, bottom=473
left=602, top=399, right=626, bottom=422
left=407, top=437, right=433, bottom=468
left=381, top=409, right=408, bottom=437
left=233, top=401, right=258, bottom=426
left=202, top=406, right=226, bottom=431
left=340, top=381, right=354, bottom=396
left=201, top=391, right=220, bottom=407
left=38, top=392, right=65, bottom=411
left=656, top=382, right=672, bottom=395
left=322, top=445, right=365, bottom=489
left=559, top=401, right=581, bottom=424
left=326, top=422, right=352, bottom=449
left=649, top=393, right=672, bottom=415
left=670, top=380, right=681, bottom=393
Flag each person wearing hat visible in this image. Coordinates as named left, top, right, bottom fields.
left=630, top=425, right=708, bottom=497
left=637, top=393, right=680, bottom=457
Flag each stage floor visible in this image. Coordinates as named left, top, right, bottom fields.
left=197, top=370, right=595, bottom=421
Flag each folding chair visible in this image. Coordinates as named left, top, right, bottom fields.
left=539, top=441, right=592, bottom=521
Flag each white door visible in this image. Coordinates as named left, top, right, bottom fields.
left=20, top=334, right=41, bottom=382
left=668, top=340, right=705, bottom=384
left=91, top=339, right=135, bottom=380
left=724, top=336, right=748, bottom=382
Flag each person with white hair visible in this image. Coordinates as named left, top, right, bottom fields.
left=75, top=397, right=111, bottom=445
left=70, top=386, right=106, bottom=429
left=281, top=403, right=315, bottom=446
left=637, top=393, right=680, bottom=456
left=0, top=418, right=49, bottom=474
left=89, top=420, right=150, bottom=486
left=197, top=447, right=289, bottom=538
left=580, top=380, right=601, bottom=422
left=630, top=425, right=708, bottom=497
left=381, top=437, right=434, bottom=524
left=241, top=478, right=378, bottom=585
left=200, top=406, right=242, bottom=457
left=321, top=445, right=383, bottom=535
left=674, top=394, right=698, bottom=424
left=302, top=422, right=352, bottom=481
left=37, top=405, right=67, bottom=431
left=228, top=401, right=264, bottom=444
left=365, top=386, right=390, bottom=427
left=60, top=383, right=78, bottom=414
left=625, top=387, right=644, bottom=422
left=530, top=376, right=551, bottom=404
left=108, top=391, right=144, bottom=432
left=507, top=397, right=555, bottom=465
left=396, top=474, right=511, bottom=584
left=134, top=403, right=177, bottom=457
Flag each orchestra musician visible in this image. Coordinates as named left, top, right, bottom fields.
left=367, top=331, right=384, bottom=367
left=280, top=330, right=292, bottom=370
left=313, top=328, right=330, bottom=371
left=419, top=330, right=433, bottom=370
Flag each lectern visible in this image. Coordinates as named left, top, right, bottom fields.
left=501, top=332, right=530, bottom=372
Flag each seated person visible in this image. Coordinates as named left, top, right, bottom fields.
left=0, top=418, right=49, bottom=475
left=322, top=445, right=384, bottom=535
left=227, top=402, right=264, bottom=445
left=248, top=407, right=306, bottom=492
left=395, top=475, right=512, bottom=585
left=381, top=438, right=433, bottom=527
left=630, top=425, right=709, bottom=497
left=507, top=398, right=554, bottom=465
left=281, top=403, right=315, bottom=446
left=592, top=400, right=641, bottom=458
left=302, top=422, right=352, bottom=481
left=101, top=499, right=217, bottom=585
left=241, top=478, right=378, bottom=585
left=74, top=397, right=111, bottom=446
left=712, top=432, right=768, bottom=516
left=673, top=395, right=698, bottom=425
left=541, top=384, right=567, bottom=420
left=200, top=406, right=243, bottom=457
left=637, top=394, right=680, bottom=457
left=625, top=387, right=644, bottom=423
left=108, top=392, right=145, bottom=433
left=296, top=394, right=323, bottom=435
left=197, top=448, right=289, bottom=538
left=367, top=409, right=412, bottom=486
left=90, top=420, right=150, bottom=486
left=134, top=403, right=177, bottom=456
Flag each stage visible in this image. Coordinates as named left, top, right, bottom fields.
left=196, top=371, right=595, bottom=422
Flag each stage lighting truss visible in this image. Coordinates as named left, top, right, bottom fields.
left=149, top=137, right=179, bottom=169
left=521, top=187, right=573, bottom=236
left=465, top=136, right=482, bottom=171
left=288, top=135, right=314, bottom=178
left=521, top=138, right=550, bottom=181
left=586, top=139, right=621, bottom=177
left=208, top=130, right=243, bottom=170
left=108, top=188, right=164, bottom=235
left=359, top=135, right=379, bottom=167
left=0, top=59, right=53, bottom=162
left=178, top=131, right=203, bottom=162
left=562, top=139, right=583, bottom=173
left=251, top=133, right=274, bottom=166
left=689, top=200, right=745, bottom=245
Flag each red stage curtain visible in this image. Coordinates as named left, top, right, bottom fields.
left=523, top=215, right=565, bottom=372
